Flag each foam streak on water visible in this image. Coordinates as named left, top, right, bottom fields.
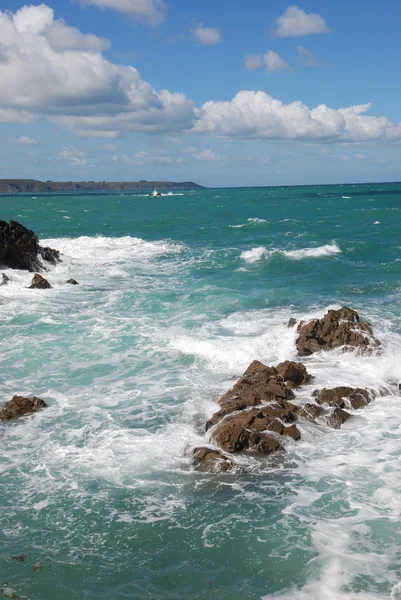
left=0, top=184, right=401, bottom=600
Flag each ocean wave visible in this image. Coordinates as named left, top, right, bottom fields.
left=240, top=242, right=342, bottom=263
left=229, top=217, right=269, bottom=228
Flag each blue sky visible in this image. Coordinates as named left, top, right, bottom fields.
left=0, top=0, right=400, bottom=187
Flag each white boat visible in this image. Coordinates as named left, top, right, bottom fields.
left=148, top=189, right=161, bottom=196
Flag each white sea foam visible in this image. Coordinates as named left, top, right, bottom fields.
left=230, top=217, right=268, bottom=228
left=240, top=242, right=342, bottom=263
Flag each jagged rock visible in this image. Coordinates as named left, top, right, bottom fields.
left=193, top=447, right=234, bottom=472
left=65, top=278, right=79, bottom=285
left=29, top=273, right=51, bottom=289
left=276, top=361, right=311, bottom=388
left=0, top=219, right=60, bottom=271
left=39, top=246, right=60, bottom=265
left=313, top=387, right=371, bottom=409
left=287, top=317, right=297, bottom=328
left=0, top=395, right=47, bottom=420
left=324, top=407, right=351, bottom=429
left=0, top=273, right=10, bottom=285
left=295, top=403, right=324, bottom=422
left=296, top=306, right=380, bottom=356
left=211, top=406, right=299, bottom=454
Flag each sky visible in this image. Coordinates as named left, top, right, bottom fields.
left=0, top=0, right=400, bottom=187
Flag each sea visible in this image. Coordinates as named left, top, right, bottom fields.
left=0, top=182, right=401, bottom=600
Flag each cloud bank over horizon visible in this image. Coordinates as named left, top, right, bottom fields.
left=0, top=1, right=400, bottom=173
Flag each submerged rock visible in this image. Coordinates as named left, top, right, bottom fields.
left=0, top=395, right=47, bottom=420
left=29, top=273, right=51, bottom=289
left=65, top=278, right=79, bottom=285
left=324, top=407, right=351, bottom=429
left=295, top=306, right=380, bottom=356
left=0, top=219, right=60, bottom=271
left=193, top=447, right=234, bottom=472
left=1, top=272, right=10, bottom=285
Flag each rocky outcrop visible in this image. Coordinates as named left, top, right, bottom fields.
left=0, top=220, right=60, bottom=271
left=193, top=447, right=234, bottom=472
left=0, top=273, right=9, bottom=285
left=65, top=278, right=79, bottom=285
left=195, top=308, right=384, bottom=474
left=29, top=273, right=51, bottom=289
left=205, top=360, right=305, bottom=431
left=0, top=395, right=47, bottom=420
left=313, top=386, right=372, bottom=410
left=295, top=306, right=380, bottom=356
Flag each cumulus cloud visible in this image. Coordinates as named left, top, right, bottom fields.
left=274, top=6, right=330, bottom=38
left=191, top=149, right=226, bottom=161
left=264, top=50, right=292, bottom=73
left=193, top=91, right=401, bottom=143
left=79, top=0, right=166, bottom=27
left=0, top=4, right=194, bottom=137
left=244, top=51, right=292, bottom=73
left=297, top=45, right=319, bottom=68
left=191, top=24, right=222, bottom=45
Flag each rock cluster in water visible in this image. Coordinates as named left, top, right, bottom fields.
left=0, top=395, right=47, bottom=420
left=194, top=307, right=383, bottom=473
left=0, top=219, right=60, bottom=271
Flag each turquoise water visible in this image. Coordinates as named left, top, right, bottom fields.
left=0, top=183, right=401, bottom=600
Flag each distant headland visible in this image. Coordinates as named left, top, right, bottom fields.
left=0, top=179, right=205, bottom=193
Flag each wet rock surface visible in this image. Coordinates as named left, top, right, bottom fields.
left=65, top=278, right=79, bottom=285
left=196, top=320, right=380, bottom=472
left=29, top=273, right=51, bottom=289
left=0, top=220, right=60, bottom=271
left=295, top=306, right=381, bottom=356
left=1, top=272, right=10, bottom=285
left=193, top=447, right=234, bottom=472
left=0, top=395, right=47, bottom=420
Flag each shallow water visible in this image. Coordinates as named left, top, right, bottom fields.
left=1, top=183, right=401, bottom=599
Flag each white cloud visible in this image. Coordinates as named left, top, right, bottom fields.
left=297, top=45, right=319, bottom=68
left=274, top=6, right=330, bottom=38
left=243, top=54, right=263, bottom=70
left=44, top=20, right=110, bottom=52
left=116, top=151, right=182, bottom=165
left=6, top=135, right=38, bottom=145
left=0, top=4, right=195, bottom=137
left=99, top=143, right=119, bottom=152
left=264, top=50, right=292, bottom=73
left=56, top=146, right=88, bottom=167
left=244, top=51, right=291, bottom=73
left=194, top=91, right=401, bottom=143
left=191, top=24, right=222, bottom=45
left=342, top=153, right=367, bottom=161
left=79, top=0, right=166, bottom=27
left=191, top=149, right=226, bottom=161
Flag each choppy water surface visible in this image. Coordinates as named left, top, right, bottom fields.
left=1, top=183, right=401, bottom=600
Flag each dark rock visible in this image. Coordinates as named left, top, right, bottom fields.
left=65, top=278, right=79, bottom=285
left=0, top=220, right=60, bottom=271
left=193, top=447, right=233, bottom=472
left=0, top=395, right=47, bottom=420
left=12, top=555, right=25, bottom=562
left=314, top=387, right=371, bottom=409
left=1, top=272, right=10, bottom=285
left=295, top=403, right=324, bottom=422
left=284, top=423, right=301, bottom=441
left=39, top=246, right=60, bottom=265
left=295, top=306, right=380, bottom=356
left=29, top=273, right=51, bottom=289
left=211, top=406, right=298, bottom=454
left=287, top=317, right=297, bottom=328
left=325, top=407, right=351, bottom=429
left=276, top=360, right=311, bottom=388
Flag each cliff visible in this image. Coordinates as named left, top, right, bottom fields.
left=0, top=179, right=205, bottom=193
